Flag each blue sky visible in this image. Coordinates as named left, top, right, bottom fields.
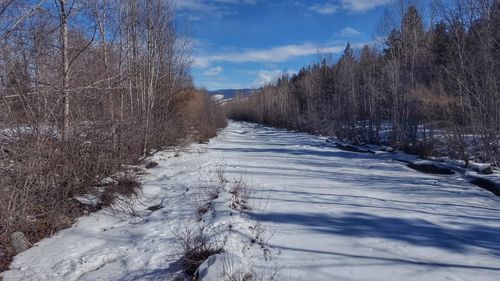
left=175, top=0, right=392, bottom=90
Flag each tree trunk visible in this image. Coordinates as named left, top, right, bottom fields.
left=59, top=0, right=70, bottom=140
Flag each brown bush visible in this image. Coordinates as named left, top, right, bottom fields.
left=0, top=88, right=226, bottom=272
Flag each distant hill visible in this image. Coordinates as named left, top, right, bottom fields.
left=208, top=88, right=254, bottom=100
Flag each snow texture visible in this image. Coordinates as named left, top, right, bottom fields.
left=3, top=121, right=500, bottom=281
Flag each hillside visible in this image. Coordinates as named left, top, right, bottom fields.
left=208, top=89, right=255, bottom=100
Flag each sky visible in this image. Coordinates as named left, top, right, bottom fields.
left=175, top=0, right=392, bottom=91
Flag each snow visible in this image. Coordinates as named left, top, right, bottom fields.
left=0, top=124, right=60, bottom=140
left=211, top=94, right=225, bottom=101
left=3, top=121, right=500, bottom=281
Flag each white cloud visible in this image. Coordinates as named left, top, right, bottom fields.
left=194, top=43, right=346, bottom=68
left=203, top=66, right=224, bottom=76
left=175, top=0, right=258, bottom=17
left=253, top=70, right=282, bottom=88
left=253, top=69, right=297, bottom=88
left=340, top=27, right=361, bottom=37
left=340, top=0, right=391, bottom=12
left=175, top=0, right=215, bottom=13
left=308, top=3, right=338, bottom=15
left=308, top=0, right=390, bottom=15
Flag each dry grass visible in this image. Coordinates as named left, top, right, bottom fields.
left=206, top=184, right=222, bottom=200
left=173, top=224, right=228, bottom=278
left=216, top=163, right=228, bottom=184
left=196, top=202, right=212, bottom=221
left=219, top=252, right=280, bottom=281
left=229, top=177, right=251, bottom=210
left=99, top=174, right=141, bottom=208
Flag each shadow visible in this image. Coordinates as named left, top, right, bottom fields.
left=248, top=194, right=500, bottom=223
left=211, top=147, right=378, bottom=161
left=407, top=162, right=455, bottom=175
left=247, top=211, right=500, bottom=258
left=253, top=189, right=500, bottom=214
left=469, top=176, right=500, bottom=196
left=335, top=143, right=376, bottom=154
left=121, top=260, right=181, bottom=281
left=268, top=244, right=500, bottom=272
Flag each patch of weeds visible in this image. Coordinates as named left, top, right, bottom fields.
left=249, top=198, right=274, bottom=255
left=197, top=202, right=212, bottom=221
left=219, top=252, right=280, bottom=281
left=99, top=173, right=141, bottom=214
left=206, top=184, right=222, bottom=200
left=220, top=253, right=253, bottom=281
left=173, top=224, right=228, bottom=278
left=195, top=185, right=221, bottom=221
left=216, top=163, right=228, bottom=184
left=229, top=177, right=251, bottom=210
left=249, top=221, right=274, bottom=245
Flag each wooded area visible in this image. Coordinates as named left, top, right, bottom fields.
left=228, top=0, right=499, bottom=167
left=0, top=0, right=225, bottom=269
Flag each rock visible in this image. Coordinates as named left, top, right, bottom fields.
left=380, top=146, right=395, bottom=153
left=478, top=166, right=494, bottom=175
left=335, top=143, right=376, bottom=154
left=10, top=232, right=30, bottom=254
left=469, top=176, right=500, bottom=196
left=144, top=160, right=158, bottom=169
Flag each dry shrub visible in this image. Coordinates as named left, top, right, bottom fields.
left=0, top=92, right=227, bottom=271
left=99, top=174, right=141, bottom=210
left=229, top=177, right=251, bottom=210
left=186, top=90, right=227, bottom=143
left=0, top=86, right=227, bottom=272
left=0, top=125, right=137, bottom=271
left=173, top=225, right=228, bottom=278
left=196, top=184, right=222, bottom=221
left=183, top=246, right=221, bottom=277
left=219, top=253, right=253, bottom=281
left=206, top=184, right=222, bottom=200
left=196, top=202, right=212, bottom=221
left=219, top=252, right=279, bottom=281
left=215, top=163, right=228, bottom=184
left=0, top=237, right=13, bottom=272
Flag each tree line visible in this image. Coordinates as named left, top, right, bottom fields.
left=227, top=0, right=499, bottom=166
left=0, top=0, right=225, bottom=268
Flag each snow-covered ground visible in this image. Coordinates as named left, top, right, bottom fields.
left=3, top=121, right=500, bottom=281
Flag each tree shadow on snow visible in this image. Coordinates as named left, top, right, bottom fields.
left=247, top=211, right=500, bottom=260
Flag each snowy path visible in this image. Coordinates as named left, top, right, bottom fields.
left=3, top=121, right=500, bottom=281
